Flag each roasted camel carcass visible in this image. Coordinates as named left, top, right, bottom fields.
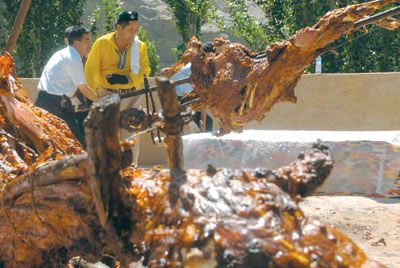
left=161, top=0, right=400, bottom=135
left=0, top=83, right=385, bottom=267
left=0, top=64, right=386, bottom=266
left=122, top=143, right=383, bottom=268
left=0, top=2, right=396, bottom=267
left=0, top=131, right=386, bottom=267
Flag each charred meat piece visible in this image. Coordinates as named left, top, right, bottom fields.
left=1, top=139, right=384, bottom=267
left=162, top=0, right=400, bottom=135
left=119, top=143, right=382, bottom=267
left=120, top=108, right=161, bottom=133
left=0, top=54, right=84, bottom=182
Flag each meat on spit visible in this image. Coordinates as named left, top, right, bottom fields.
left=161, top=0, right=400, bottom=135
left=0, top=128, right=386, bottom=267
left=0, top=56, right=385, bottom=266
left=1, top=1, right=398, bottom=267
left=120, top=108, right=161, bottom=133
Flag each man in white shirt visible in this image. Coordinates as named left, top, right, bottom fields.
left=35, top=26, right=99, bottom=147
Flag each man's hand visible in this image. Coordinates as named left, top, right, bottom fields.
left=77, top=84, right=100, bottom=102
left=106, top=74, right=129, bottom=85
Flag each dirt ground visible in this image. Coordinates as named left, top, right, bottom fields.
left=299, top=196, right=400, bottom=267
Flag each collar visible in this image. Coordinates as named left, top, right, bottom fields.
left=111, top=32, right=132, bottom=52
left=67, top=45, right=81, bottom=59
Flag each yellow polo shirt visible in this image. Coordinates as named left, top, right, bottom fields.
left=84, top=32, right=151, bottom=92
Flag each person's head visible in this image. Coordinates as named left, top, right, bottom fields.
left=64, top=26, right=74, bottom=45
left=115, top=11, right=139, bottom=44
left=67, top=26, right=91, bottom=57
left=203, top=42, right=215, bottom=53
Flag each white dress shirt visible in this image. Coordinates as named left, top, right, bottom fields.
left=38, top=46, right=86, bottom=97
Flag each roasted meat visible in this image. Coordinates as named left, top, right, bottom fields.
left=0, top=53, right=83, bottom=183
left=0, top=73, right=385, bottom=267
left=161, top=0, right=400, bottom=135
left=120, top=108, right=161, bottom=133
left=1, top=134, right=385, bottom=267
left=1, top=1, right=397, bottom=266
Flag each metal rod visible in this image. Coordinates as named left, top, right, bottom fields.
left=120, top=94, right=202, bottom=144
left=119, top=77, right=190, bottom=99
left=120, top=93, right=200, bottom=145
left=353, top=6, right=400, bottom=29
left=124, top=125, right=159, bottom=144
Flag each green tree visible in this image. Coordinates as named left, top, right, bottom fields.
left=225, top=0, right=268, bottom=50
left=89, top=0, right=160, bottom=76
left=0, top=2, right=8, bottom=49
left=89, top=0, right=122, bottom=37
left=225, top=0, right=400, bottom=72
left=137, top=27, right=160, bottom=77
left=164, top=0, right=222, bottom=59
left=0, top=0, right=86, bottom=77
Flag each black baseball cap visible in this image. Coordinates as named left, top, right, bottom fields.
left=117, top=11, right=138, bottom=24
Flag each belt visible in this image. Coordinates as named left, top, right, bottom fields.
left=37, top=90, right=63, bottom=100
left=107, top=87, right=136, bottom=95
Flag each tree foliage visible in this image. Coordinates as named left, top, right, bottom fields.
left=0, top=0, right=86, bottom=77
left=137, top=27, right=160, bottom=76
left=0, top=3, right=8, bottom=50
left=225, top=0, right=400, bottom=72
left=89, top=0, right=122, bottom=37
left=89, top=0, right=160, bottom=76
left=225, top=0, right=268, bottom=50
left=164, top=0, right=222, bottom=59
left=0, top=0, right=160, bottom=77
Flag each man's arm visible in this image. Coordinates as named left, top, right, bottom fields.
left=77, top=84, right=100, bottom=102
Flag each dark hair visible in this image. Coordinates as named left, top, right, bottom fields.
left=64, top=26, right=74, bottom=38
left=67, top=26, right=89, bottom=45
left=203, top=42, right=215, bottom=53
left=116, top=21, right=130, bottom=29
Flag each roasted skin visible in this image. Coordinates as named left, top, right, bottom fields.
left=161, top=0, right=400, bottom=135
left=1, top=2, right=397, bottom=266
left=0, top=53, right=84, bottom=183
left=119, top=144, right=381, bottom=267
left=1, top=141, right=385, bottom=267
left=120, top=107, right=161, bottom=133
left=0, top=69, right=385, bottom=266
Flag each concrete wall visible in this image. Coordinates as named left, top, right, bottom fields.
left=20, top=72, right=400, bottom=166
left=243, top=73, right=400, bottom=131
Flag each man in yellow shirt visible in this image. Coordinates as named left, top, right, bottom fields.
left=85, top=11, right=151, bottom=164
